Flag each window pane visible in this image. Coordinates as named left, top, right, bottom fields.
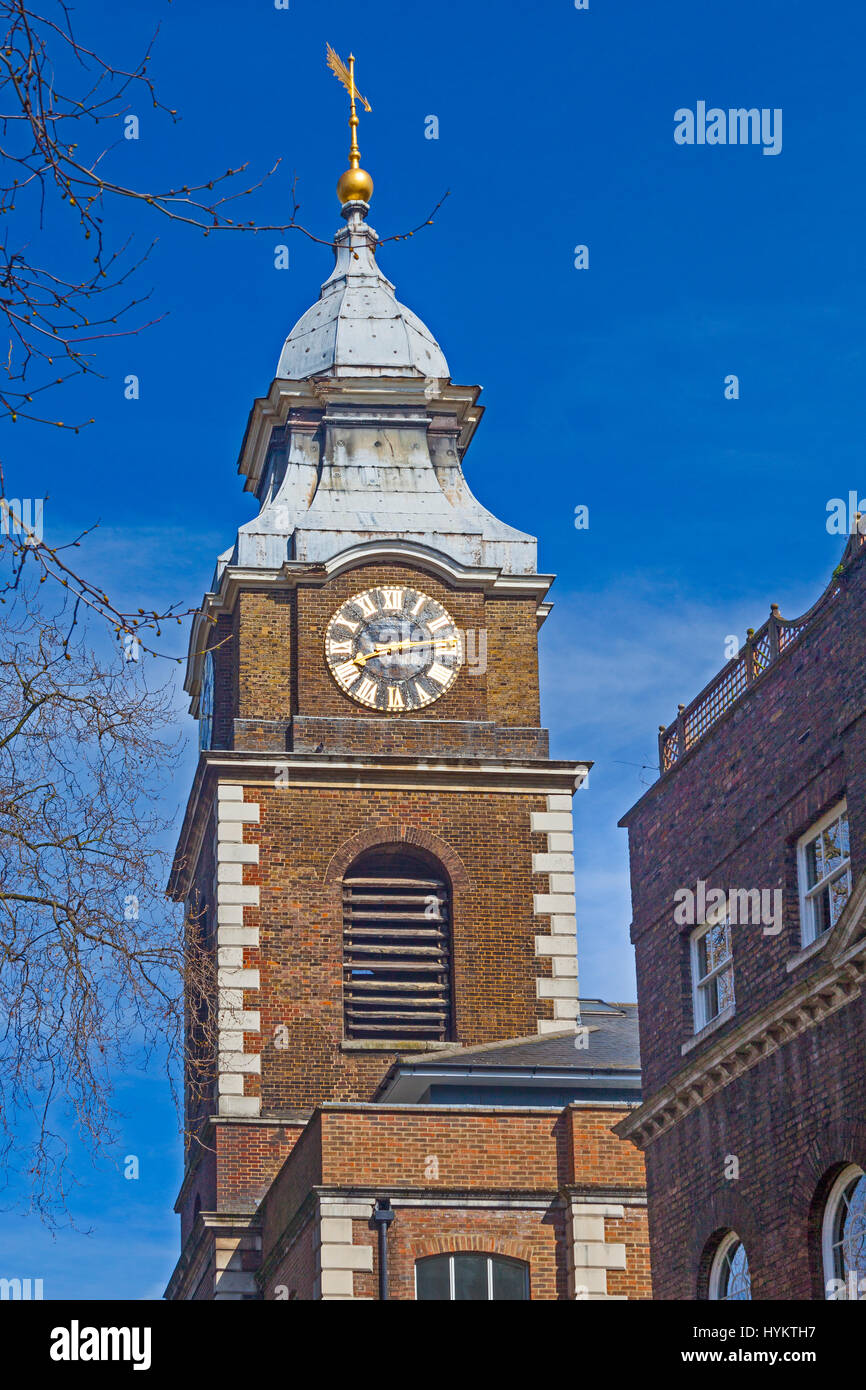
left=835, top=1176, right=866, bottom=1288
left=822, top=819, right=845, bottom=876
left=697, top=934, right=709, bottom=981
left=416, top=1256, right=451, bottom=1301
left=811, top=886, right=832, bottom=938
left=722, top=1242, right=752, bottom=1301
left=704, top=922, right=730, bottom=974
left=453, top=1254, right=490, bottom=1301
left=717, top=966, right=735, bottom=1013
left=840, top=813, right=850, bottom=859
left=805, top=834, right=823, bottom=889
left=829, top=871, right=852, bottom=926
left=699, top=979, right=715, bottom=1024
left=491, top=1258, right=528, bottom=1301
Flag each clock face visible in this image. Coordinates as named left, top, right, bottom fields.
left=325, top=586, right=463, bottom=711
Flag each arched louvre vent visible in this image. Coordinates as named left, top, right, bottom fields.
left=342, top=850, right=452, bottom=1042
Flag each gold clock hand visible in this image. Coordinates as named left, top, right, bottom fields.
left=352, top=636, right=458, bottom=667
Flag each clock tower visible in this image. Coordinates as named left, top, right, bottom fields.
left=168, top=143, right=592, bottom=1291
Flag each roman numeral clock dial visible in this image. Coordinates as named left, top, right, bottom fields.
left=325, top=587, right=463, bottom=711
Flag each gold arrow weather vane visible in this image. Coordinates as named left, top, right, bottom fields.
left=326, top=43, right=374, bottom=205
left=326, top=43, right=372, bottom=115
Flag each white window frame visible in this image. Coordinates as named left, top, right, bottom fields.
left=690, top=916, right=734, bottom=1034
left=709, top=1231, right=752, bottom=1301
left=414, top=1252, right=529, bottom=1301
left=822, top=1163, right=866, bottom=1299
left=797, top=800, right=851, bottom=947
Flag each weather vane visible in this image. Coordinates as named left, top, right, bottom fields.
left=326, top=43, right=374, bottom=206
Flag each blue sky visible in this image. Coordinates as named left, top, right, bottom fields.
left=3, top=0, right=865, bottom=1297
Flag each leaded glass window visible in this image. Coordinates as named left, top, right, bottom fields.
left=710, top=1234, right=752, bottom=1301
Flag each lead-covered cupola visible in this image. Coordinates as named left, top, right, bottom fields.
left=276, top=202, right=449, bottom=381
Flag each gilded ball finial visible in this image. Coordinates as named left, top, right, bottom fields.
left=326, top=45, right=374, bottom=207
left=337, top=166, right=374, bottom=205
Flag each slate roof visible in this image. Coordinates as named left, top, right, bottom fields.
left=401, top=1002, right=639, bottom=1072
left=373, top=1001, right=640, bottom=1104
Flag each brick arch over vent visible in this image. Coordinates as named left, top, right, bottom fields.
left=413, top=1235, right=534, bottom=1264
left=792, top=1116, right=866, bottom=1207
left=324, top=825, right=471, bottom=891
left=692, top=1191, right=761, bottom=1300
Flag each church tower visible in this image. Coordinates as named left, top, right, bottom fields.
left=165, top=68, right=614, bottom=1299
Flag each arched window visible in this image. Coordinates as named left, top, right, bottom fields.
left=709, top=1232, right=752, bottom=1300
left=822, top=1164, right=866, bottom=1299
left=342, top=846, right=452, bottom=1042
left=416, top=1253, right=529, bottom=1301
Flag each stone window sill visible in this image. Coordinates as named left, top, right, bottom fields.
left=680, top=1004, right=735, bottom=1056
left=786, top=928, right=832, bottom=973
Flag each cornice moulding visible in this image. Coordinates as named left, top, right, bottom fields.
left=237, top=376, right=485, bottom=494
left=169, top=752, right=591, bottom=900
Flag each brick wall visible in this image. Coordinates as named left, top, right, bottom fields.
left=621, top=544, right=866, bottom=1298
left=640, top=994, right=866, bottom=1299
left=237, top=784, right=554, bottom=1112
left=624, top=547, right=866, bottom=1095
left=209, top=564, right=544, bottom=748
left=257, top=1103, right=649, bottom=1301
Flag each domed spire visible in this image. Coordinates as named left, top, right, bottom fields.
left=275, top=203, right=449, bottom=379
left=275, top=45, right=448, bottom=380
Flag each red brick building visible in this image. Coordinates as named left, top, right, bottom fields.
left=164, top=153, right=649, bottom=1299
left=618, top=529, right=866, bottom=1300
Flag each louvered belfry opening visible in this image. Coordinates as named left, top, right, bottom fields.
left=342, top=848, right=452, bottom=1042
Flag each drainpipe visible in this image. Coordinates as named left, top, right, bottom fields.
left=372, top=1197, right=395, bottom=1300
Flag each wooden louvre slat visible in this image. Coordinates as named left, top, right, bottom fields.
left=345, top=910, right=443, bottom=923
left=343, top=871, right=451, bottom=1042
left=345, top=927, right=447, bottom=940
left=344, top=893, right=446, bottom=906
left=344, top=876, right=444, bottom=889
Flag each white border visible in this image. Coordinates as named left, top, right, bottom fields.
left=690, top=919, right=734, bottom=1034
left=821, top=1162, right=865, bottom=1298
left=708, top=1230, right=746, bottom=1301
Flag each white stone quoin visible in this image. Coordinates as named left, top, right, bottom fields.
left=567, top=1201, right=629, bottom=1300
left=215, top=785, right=261, bottom=1117
left=314, top=1199, right=374, bottom=1301
left=531, top=793, right=581, bottom=1033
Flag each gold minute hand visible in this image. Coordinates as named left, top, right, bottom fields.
left=352, top=636, right=458, bottom=668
